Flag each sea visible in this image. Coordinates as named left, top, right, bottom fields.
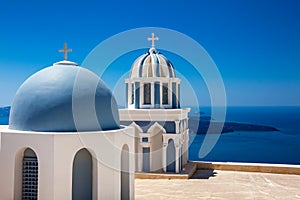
left=1, top=106, right=300, bottom=165
left=189, top=106, right=300, bottom=165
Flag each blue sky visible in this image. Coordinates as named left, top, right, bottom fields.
left=0, top=0, right=300, bottom=107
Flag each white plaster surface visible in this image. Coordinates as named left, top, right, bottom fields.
left=0, top=126, right=135, bottom=200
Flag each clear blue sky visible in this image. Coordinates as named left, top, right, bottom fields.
left=0, top=0, right=300, bottom=107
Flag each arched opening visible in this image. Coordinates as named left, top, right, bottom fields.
left=143, top=83, right=151, bottom=105
left=121, top=144, right=130, bottom=200
left=172, top=82, right=179, bottom=108
left=162, top=83, right=169, bottom=105
left=149, top=123, right=164, bottom=172
left=167, top=139, right=176, bottom=172
left=179, top=147, right=182, bottom=169
left=131, top=83, right=134, bottom=105
left=22, top=148, right=38, bottom=199
left=129, top=122, right=142, bottom=171
left=72, top=148, right=92, bottom=200
left=142, top=147, right=150, bottom=172
left=134, top=132, right=139, bottom=171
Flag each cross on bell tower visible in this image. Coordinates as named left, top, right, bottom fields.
left=147, top=33, right=159, bottom=48
left=58, top=43, right=72, bottom=60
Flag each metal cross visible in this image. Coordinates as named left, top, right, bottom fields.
left=58, top=43, right=72, bottom=60
left=147, top=33, right=159, bottom=48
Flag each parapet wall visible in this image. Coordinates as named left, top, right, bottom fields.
left=194, top=161, right=300, bottom=175
left=135, top=161, right=300, bottom=179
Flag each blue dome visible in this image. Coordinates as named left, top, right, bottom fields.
left=9, top=61, right=120, bottom=132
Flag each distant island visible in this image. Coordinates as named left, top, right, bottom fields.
left=189, top=116, right=279, bottom=134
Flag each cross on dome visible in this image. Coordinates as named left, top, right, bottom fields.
left=147, top=33, right=159, bottom=48
left=58, top=43, right=72, bottom=60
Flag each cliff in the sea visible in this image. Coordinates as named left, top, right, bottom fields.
left=189, top=116, right=279, bottom=134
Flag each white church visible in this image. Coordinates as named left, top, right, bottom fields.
left=0, top=34, right=190, bottom=199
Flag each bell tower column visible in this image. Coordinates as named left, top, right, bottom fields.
left=175, top=120, right=180, bottom=134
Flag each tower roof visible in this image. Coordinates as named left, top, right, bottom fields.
left=129, top=48, right=176, bottom=79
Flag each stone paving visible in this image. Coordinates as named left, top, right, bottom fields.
left=135, top=170, right=300, bottom=199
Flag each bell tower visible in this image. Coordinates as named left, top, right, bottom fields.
left=120, top=33, right=190, bottom=173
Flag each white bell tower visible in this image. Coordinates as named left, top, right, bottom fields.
left=119, top=33, right=190, bottom=173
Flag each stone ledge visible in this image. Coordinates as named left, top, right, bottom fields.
left=193, top=161, right=300, bottom=175
left=135, top=162, right=197, bottom=179
left=135, top=173, right=188, bottom=179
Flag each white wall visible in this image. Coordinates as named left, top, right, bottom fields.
left=0, top=126, right=135, bottom=200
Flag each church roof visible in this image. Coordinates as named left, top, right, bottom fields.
left=9, top=60, right=120, bottom=132
left=130, top=48, right=176, bottom=78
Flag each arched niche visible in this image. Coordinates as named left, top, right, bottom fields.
left=167, top=139, right=176, bottom=172
left=72, top=148, right=93, bottom=200
left=121, top=144, right=130, bottom=200
left=148, top=123, right=165, bottom=172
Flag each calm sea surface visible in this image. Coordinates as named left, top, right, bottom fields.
left=1, top=106, right=300, bottom=164
left=0, top=116, right=8, bottom=125
left=189, top=106, right=300, bottom=164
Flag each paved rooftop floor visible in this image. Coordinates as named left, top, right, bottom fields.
left=135, top=170, right=300, bottom=200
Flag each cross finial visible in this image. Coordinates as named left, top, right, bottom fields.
left=58, top=43, right=72, bottom=60
left=147, top=33, right=159, bottom=48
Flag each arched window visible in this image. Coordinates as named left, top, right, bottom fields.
left=131, top=83, right=134, bottom=104
left=22, top=148, right=38, bottom=199
left=162, top=83, right=168, bottom=105
left=121, top=144, right=130, bottom=200
left=143, top=83, right=151, bottom=104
